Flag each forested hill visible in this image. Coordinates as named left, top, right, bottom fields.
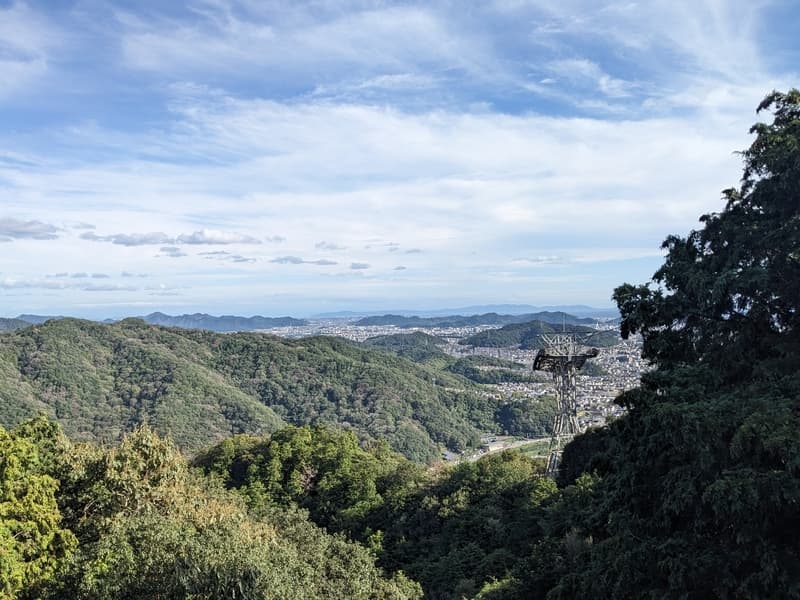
left=0, top=318, right=503, bottom=461
left=461, top=320, right=619, bottom=348
left=354, top=310, right=596, bottom=327
left=361, top=331, right=448, bottom=362
left=0, top=318, right=285, bottom=452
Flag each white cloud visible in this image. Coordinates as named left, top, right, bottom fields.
left=270, top=256, right=304, bottom=265
left=0, top=217, right=59, bottom=240
left=81, top=231, right=173, bottom=246
left=80, top=283, right=138, bottom=292
left=270, top=256, right=338, bottom=266
left=0, top=1, right=796, bottom=314
left=176, top=229, right=261, bottom=245
left=0, top=90, right=764, bottom=309
left=81, top=228, right=264, bottom=246
left=157, top=246, right=187, bottom=258
left=315, top=241, right=347, bottom=251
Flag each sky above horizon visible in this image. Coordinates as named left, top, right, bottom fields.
left=1, top=0, right=798, bottom=318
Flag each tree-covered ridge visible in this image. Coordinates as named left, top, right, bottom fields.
left=193, top=330, right=499, bottom=462
left=460, top=320, right=619, bottom=348
left=0, top=418, right=421, bottom=600
left=361, top=331, right=449, bottom=363
left=0, top=318, right=530, bottom=462
left=0, top=318, right=285, bottom=453
left=361, top=332, right=538, bottom=385
left=0, top=318, right=30, bottom=333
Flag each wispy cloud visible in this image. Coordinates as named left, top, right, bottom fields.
left=82, top=231, right=173, bottom=246
left=315, top=241, right=346, bottom=251
left=82, top=228, right=263, bottom=246
left=199, top=251, right=257, bottom=263
left=157, top=246, right=187, bottom=258
left=270, top=256, right=304, bottom=265
left=271, top=256, right=337, bottom=266
left=513, top=256, right=564, bottom=265
left=80, top=283, right=137, bottom=292
left=176, top=229, right=261, bottom=245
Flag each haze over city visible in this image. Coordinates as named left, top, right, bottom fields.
left=1, top=1, right=798, bottom=318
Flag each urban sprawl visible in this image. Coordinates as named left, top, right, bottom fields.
left=266, top=320, right=645, bottom=458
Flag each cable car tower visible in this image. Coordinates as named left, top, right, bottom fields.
left=533, top=333, right=599, bottom=476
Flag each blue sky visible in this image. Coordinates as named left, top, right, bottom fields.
left=0, top=0, right=797, bottom=318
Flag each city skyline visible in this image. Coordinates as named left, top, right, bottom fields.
left=1, top=1, right=798, bottom=318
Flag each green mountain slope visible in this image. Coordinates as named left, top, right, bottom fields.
left=188, top=329, right=497, bottom=461
left=0, top=318, right=285, bottom=452
left=461, top=320, right=619, bottom=348
left=0, top=319, right=501, bottom=461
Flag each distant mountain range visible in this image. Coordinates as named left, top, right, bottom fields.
left=354, top=311, right=598, bottom=328
left=11, top=312, right=307, bottom=332
left=139, top=312, right=308, bottom=332
left=16, top=314, right=65, bottom=324
left=7, top=307, right=619, bottom=332
left=316, top=304, right=620, bottom=319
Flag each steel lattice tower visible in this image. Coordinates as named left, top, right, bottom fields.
left=533, top=333, right=599, bottom=476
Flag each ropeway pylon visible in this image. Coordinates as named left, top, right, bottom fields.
left=532, top=333, right=598, bottom=477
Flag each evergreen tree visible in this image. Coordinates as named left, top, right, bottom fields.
left=0, top=424, right=75, bottom=599
left=523, top=90, right=800, bottom=598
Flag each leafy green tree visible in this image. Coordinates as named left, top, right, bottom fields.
left=47, top=425, right=421, bottom=600
left=195, top=426, right=428, bottom=539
